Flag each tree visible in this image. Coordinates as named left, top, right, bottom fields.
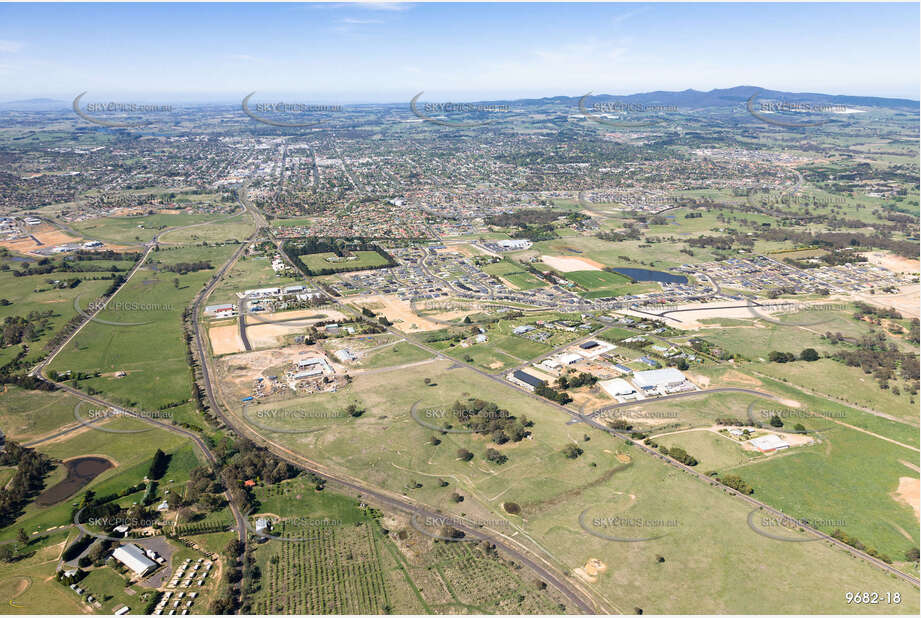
left=905, top=547, right=920, bottom=562
left=451, top=492, right=464, bottom=503
left=456, top=448, right=473, bottom=462
left=17, top=528, right=29, bottom=545
left=793, top=423, right=806, bottom=433
left=485, top=448, right=508, bottom=464
left=769, top=415, right=784, bottom=428
left=800, top=348, right=819, bottom=362
left=562, top=444, right=583, bottom=459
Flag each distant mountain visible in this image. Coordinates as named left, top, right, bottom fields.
left=506, top=86, right=919, bottom=110
left=0, top=98, right=70, bottom=111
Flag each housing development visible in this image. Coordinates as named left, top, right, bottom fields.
left=0, top=2, right=919, bottom=617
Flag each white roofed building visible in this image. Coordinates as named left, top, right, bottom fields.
left=112, top=544, right=157, bottom=576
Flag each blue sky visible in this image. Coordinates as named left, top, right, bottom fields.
left=0, top=2, right=918, bottom=102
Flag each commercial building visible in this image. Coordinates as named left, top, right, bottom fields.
left=508, top=370, right=545, bottom=391
left=599, top=378, right=636, bottom=398
left=632, top=368, right=689, bottom=393
left=112, top=544, right=157, bottom=577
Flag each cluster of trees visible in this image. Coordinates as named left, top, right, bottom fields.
left=449, top=399, right=531, bottom=443
left=2, top=310, right=54, bottom=347
left=562, top=444, right=583, bottom=459
left=768, top=348, right=820, bottom=363
left=831, top=331, right=919, bottom=394
left=831, top=529, right=891, bottom=564
left=716, top=474, right=754, bottom=495
left=282, top=238, right=396, bottom=276
left=214, top=437, right=298, bottom=510
left=658, top=445, right=698, bottom=466
left=485, top=209, right=567, bottom=228
left=161, top=260, right=212, bottom=274
left=556, top=372, right=597, bottom=390
left=534, top=382, right=572, bottom=405
left=0, top=441, right=54, bottom=527
left=596, top=226, right=643, bottom=242
left=148, top=449, right=170, bottom=480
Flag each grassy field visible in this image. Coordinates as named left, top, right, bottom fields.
left=0, top=532, right=89, bottom=614
left=71, top=212, right=220, bottom=244
left=157, top=212, right=256, bottom=244
left=655, top=429, right=762, bottom=471
left=0, top=258, right=132, bottom=366
left=301, top=251, right=389, bottom=272
left=613, top=386, right=919, bottom=560
left=755, top=359, right=918, bottom=422
left=359, top=342, right=433, bottom=369
left=48, top=243, right=236, bottom=413
left=480, top=259, right=547, bottom=290
left=225, top=360, right=920, bottom=614
left=0, top=387, right=86, bottom=443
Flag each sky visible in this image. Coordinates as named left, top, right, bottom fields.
left=0, top=2, right=918, bottom=103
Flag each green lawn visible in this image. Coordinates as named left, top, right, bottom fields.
left=755, top=359, right=917, bottom=422
left=239, top=360, right=920, bottom=614
left=0, top=387, right=85, bottom=443
left=71, top=212, right=219, bottom=244
left=480, top=259, right=547, bottom=290
left=656, top=429, right=762, bottom=471
left=49, top=244, right=237, bottom=412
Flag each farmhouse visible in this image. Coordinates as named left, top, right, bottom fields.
left=112, top=544, right=157, bottom=577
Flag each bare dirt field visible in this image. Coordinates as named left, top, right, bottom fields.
left=856, top=284, right=920, bottom=319
left=245, top=308, right=349, bottom=348
left=351, top=294, right=466, bottom=332
left=209, top=324, right=245, bottom=355
left=0, top=225, right=81, bottom=254
left=540, top=255, right=605, bottom=272
left=864, top=251, right=921, bottom=274
left=438, top=243, right=483, bottom=257
left=893, top=477, right=920, bottom=521
left=573, top=558, right=607, bottom=584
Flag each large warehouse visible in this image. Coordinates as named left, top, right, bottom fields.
left=632, top=368, right=691, bottom=393
left=112, top=544, right=157, bottom=577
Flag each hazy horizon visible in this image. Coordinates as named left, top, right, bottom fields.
left=1, top=2, right=918, bottom=102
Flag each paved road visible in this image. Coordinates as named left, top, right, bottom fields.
left=187, top=208, right=601, bottom=613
